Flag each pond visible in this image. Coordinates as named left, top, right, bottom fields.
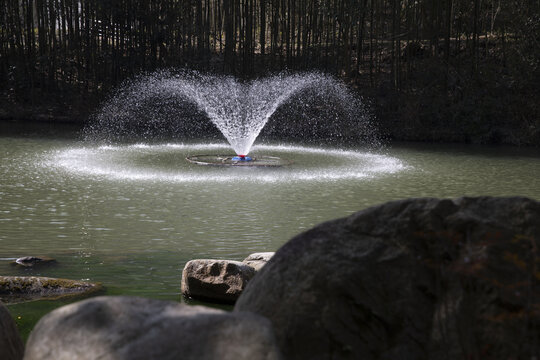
left=1, top=121, right=539, bottom=339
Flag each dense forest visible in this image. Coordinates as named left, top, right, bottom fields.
left=1, top=0, right=539, bottom=144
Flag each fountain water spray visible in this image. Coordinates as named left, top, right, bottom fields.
left=85, top=70, right=378, bottom=160
left=54, top=72, right=400, bottom=183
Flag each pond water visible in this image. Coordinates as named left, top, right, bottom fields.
left=1, top=121, right=539, bottom=338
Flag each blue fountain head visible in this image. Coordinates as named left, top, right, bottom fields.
left=232, top=155, right=252, bottom=161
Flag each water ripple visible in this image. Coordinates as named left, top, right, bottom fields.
left=47, top=143, right=407, bottom=183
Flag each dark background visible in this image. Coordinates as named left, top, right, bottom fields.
left=1, top=0, right=539, bottom=145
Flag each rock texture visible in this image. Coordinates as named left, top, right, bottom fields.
left=182, top=259, right=256, bottom=303
left=0, top=301, right=24, bottom=360
left=24, top=296, right=282, bottom=360
left=242, top=252, right=275, bottom=271
left=0, top=276, right=103, bottom=304
left=235, top=197, right=540, bottom=360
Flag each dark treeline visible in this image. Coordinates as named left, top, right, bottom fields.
left=1, top=0, right=539, bottom=144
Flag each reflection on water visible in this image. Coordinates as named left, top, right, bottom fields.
left=1, top=131, right=539, bottom=338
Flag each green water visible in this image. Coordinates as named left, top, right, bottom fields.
left=1, top=123, right=539, bottom=339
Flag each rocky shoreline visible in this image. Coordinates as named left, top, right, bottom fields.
left=1, top=196, right=538, bottom=359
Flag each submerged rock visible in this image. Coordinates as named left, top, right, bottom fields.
left=12, top=256, right=56, bottom=268
left=242, top=252, right=275, bottom=271
left=181, top=259, right=256, bottom=304
left=24, top=296, right=282, bottom=360
left=0, top=301, right=24, bottom=360
left=0, top=276, right=103, bottom=304
left=235, top=197, right=540, bottom=360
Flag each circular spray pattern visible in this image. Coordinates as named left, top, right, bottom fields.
left=49, top=143, right=407, bottom=183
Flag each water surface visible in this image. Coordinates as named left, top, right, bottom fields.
left=1, top=126, right=539, bottom=338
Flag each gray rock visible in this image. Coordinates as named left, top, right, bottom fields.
left=235, top=197, right=540, bottom=360
left=0, top=276, right=103, bottom=304
left=242, top=252, right=275, bottom=271
left=24, top=296, right=282, bottom=360
left=182, top=259, right=256, bottom=303
left=0, top=301, right=24, bottom=360
left=12, top=256, right=56, bottom=268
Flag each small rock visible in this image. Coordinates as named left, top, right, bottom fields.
left=243, top=252, right=275, bottom=271
left=0, top=301, right=24, bottom=360
left=0, top=276, right=103, bottom=304
left=12, top=256, right=56, bottom=267
left=181, top=259, right=256, bottom=303
left=24, top=296, right=282, bottom=360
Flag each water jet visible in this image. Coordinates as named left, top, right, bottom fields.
left=85, top=70, right=378, bottom=172
left=76, top=71, right=395, bottom=183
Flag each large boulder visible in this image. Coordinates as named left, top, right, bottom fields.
left=0, top=301, right=24, bottom=360
left=24, top=296, right=281, bottom=360
left=0, top=276, right=103, bottom=304
left=242, top=252, right=275, bottom=271
left=182, top=259, right=256, bottom=303
left=235, top=197, right=540, bottom=359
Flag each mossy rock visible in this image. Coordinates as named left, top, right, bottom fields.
left=0, top=276, right=103, bottom=304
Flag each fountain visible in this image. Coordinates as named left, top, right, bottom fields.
left=84, top=70, right=379, bottom=168
left=74, top=70, right=402, bottom=182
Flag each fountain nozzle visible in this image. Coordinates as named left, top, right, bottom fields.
left=232, top=155, right=252, bottom=161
